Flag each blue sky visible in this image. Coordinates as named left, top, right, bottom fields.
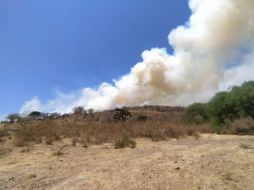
left=0, top=0, right=190, bottom=117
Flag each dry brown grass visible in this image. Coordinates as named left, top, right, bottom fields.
left=229, top=117, right=254, bottom=135
left=8, top=107, right=202, bottom=147
left=52, top=144, right=68, bottom=156
left=114, top=136, right=136, bottom=149
left=12, top=117, right=198, bottom=147
left=0, top=128, right=9, bottom=137
left=0, top=147, right=12, bottom=157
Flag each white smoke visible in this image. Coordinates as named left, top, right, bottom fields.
left=20, top=97, right=41, bottom=115
left=20, top=0, right=254, bottom=114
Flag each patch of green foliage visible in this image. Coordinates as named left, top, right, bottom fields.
left=183, top=103, right=210, bottom=125
left=6, top=113, right=20, bottom=123
left=184, top=81, right=254, bottom=131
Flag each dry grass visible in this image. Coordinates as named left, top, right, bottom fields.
left=13, top=138, right=28, bottom=147
left=239, top=143, right=254, bottom=149
left=0, top=128, right=9, bottom=138
left=71, top=137, right=78, bottom=146
left=230, top=117, right=254, bottom=135
left=52, top=144, right=68, bottom=156
left=0, top=137, right=6, bottom=143
left=114, top=136, right=136, bottom=149
left=20, top=146, right=30, bottom=153
left=8, top=107, right=202, bottom=147
left=0, top=147, right=12, bottom=157
left=12, top=118, right=196, bottom=146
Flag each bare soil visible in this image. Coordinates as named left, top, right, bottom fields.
left=1, top=134, right=254, bottom=190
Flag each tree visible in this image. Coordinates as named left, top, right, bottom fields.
left=6, top=113, right=20, bottom=123
left=209, top=81, right=254, bottom=128
left=236, top=81, right=254, bottom=118
left=73, top=106, right=85, bottom=114
left=28, top=111, right=42, bottom=117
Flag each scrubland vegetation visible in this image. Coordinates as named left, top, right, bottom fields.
left=0, top=81, right=253, bottom=150
left=1, top=107, right=197, bottom=148
left=184, top=81, right=254, bottom=133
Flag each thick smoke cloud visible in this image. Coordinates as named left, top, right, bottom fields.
left=20, top=0, right=254, bottom=114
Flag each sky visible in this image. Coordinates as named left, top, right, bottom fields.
left=1, top=0, right=254, bottom=119
left=0, top=0, right=190, bottom=117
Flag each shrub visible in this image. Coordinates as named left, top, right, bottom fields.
left=114, top=136, right=136, bottom=149
left=113, top=108, right=132, bottom=122
left=183, top=103, right=210, bottom=125
left=136, top=114, right=148, bottom=121
left=73, top=106, right=85, bottom=114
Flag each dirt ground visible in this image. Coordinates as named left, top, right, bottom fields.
left=0, top=134, right=254, bottom=190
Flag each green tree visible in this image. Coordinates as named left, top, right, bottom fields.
left=6, top=113, right=20, bottom=123
left=209, top=81, right=254, bottom=128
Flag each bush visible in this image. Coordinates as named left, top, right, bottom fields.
left=114, top=108, right=132, bottom=122
left=73, top=106, right=85, bottom=114
left=114, top=136, right=136, bottom=149
left=183, top=103, right=210, bottom=125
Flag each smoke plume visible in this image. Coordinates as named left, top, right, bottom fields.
left=20, top=0, right=254, bottom=114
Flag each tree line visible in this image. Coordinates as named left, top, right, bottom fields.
left=184, top=81, right=254, bottom=130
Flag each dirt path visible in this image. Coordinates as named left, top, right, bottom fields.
left=1, top=134, right=254, bottom=190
